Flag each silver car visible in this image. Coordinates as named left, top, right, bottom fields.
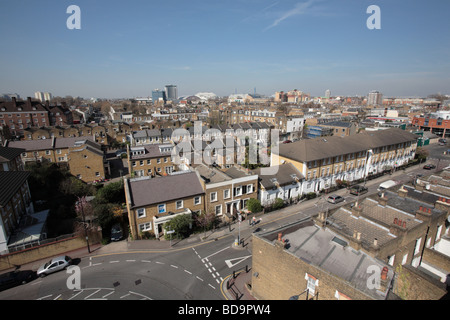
left=37, top=256, right=72, bottom=278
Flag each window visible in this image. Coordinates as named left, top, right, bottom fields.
left=155, top=204, right=164, bottom=214
left=402, top=253, right=408, bottom=265
left=147, top=159, right=151, bottom=165
left=95, top=172, right=100, bottom=177
left=210, top=192, right=217, bottom=202
left=234, top=186, right=242, bottom=196
left=140, top=160, right=144, bottom=166
left=247, top=184, right=253, bottom=194
left=215, top=205, right=222, bottom=216
left=224, top=189, right=230, bottom=199
left=414, top=237, right=422, bottom=255
left=305, top=274, right=318, bottom=296
left=137, top=208, right=146, bottom=218
left=176, top=200, right=183, bottom=210
left=157, top=158, right=161, bottom=164
left=139, top=222, right=152, bottom=232
left=194, top=196, right=201, bottom=205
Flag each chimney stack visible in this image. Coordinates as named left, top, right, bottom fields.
left=389, top=217, right=407, bottom=237
left=378, top=193, right=388, bottom=206
left=11, top=97, right=17, bottom=107
left=398, top=185, right=408, bottom=198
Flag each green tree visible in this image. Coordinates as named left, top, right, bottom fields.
left=273, top=198, right=284, bottom=210
left=163, top=214, right=192, bottom=239
left=247, top=198, right=262, bottom=213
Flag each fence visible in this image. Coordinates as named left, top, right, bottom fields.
left=5, top=233, right=76, bottom=254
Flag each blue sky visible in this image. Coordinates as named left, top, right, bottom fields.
left=0, top=0, right=449, bottom=99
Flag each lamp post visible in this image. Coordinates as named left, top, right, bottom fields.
left=75, top=196, right=91, bottom=253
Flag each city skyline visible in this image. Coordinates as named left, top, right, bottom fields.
left=0, top=0, right=449, bottom=99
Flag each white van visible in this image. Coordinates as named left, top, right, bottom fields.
left=377, top=180, right=397, bottom=192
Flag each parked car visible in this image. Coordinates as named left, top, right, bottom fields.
left=423, top=164, right=436, bottom=170
left=110, top=223, right=123, bottom=242
left=349, top=185, right=368, bottom=196
left=327, top=195, right=345, bottom=204
left=36, top=256, right=72, bottom=278
left=377, top=180, right=397, bottom=193
left=115, top=149, right=127, bottom=158
left=0, top=269, right=36, bottom=292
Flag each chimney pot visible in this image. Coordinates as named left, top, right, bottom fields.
left=402, top=221, right=406, bottom=228
left=381, top=266, right=388, bottom=280
left=419, top=206, right=423, bottom=211
left=374, top=238, right=378, bottom=246
left=394, top=218, right=398, bottom=225
left=278, top=232, right=283, bottom=241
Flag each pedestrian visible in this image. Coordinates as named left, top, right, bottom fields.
left=252, top=216, right=256, bottom=226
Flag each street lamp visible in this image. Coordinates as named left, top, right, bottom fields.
left=75, top=196, right=91, bottom=253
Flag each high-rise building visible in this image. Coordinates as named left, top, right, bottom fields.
left=152, top=89, right=166, bottom=103
left=44, top=92, right=52, bottom=101
left=34, top=91, right=45, bottom=102
left=367, top=90, right=383, bottom=106
left=165, top=85, right=178, bottom=100
left=325, top=89, right=331, bottom=98
left=34, top=91, right=52, bottom=102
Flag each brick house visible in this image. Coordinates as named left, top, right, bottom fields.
left=193, top=164, right=259, bottom=222
left=67, top=139, right=109, bottom=183
left=127, top=143, right=176, bottom=178
left=6, top=137, right=109, bottom=183
left=0, top=97, right=72, bottom=137
left=124, top=171, right=205, bottom=239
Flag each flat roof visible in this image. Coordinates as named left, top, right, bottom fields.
left=257, top=219, right=394, bottom=300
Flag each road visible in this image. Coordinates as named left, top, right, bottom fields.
left=1, top=145, right=448, bottom=300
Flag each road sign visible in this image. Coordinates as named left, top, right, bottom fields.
left=166, top=230, right=175, bottom=234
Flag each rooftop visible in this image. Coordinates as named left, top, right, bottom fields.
left=258, top=219, right=394, bottom=300
left=126, top=171, right=204, bottom=208
left=278, top=128, right=418, bottom=162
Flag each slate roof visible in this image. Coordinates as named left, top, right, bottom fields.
left=278, top=128, right=418, bottom=162
left=127, top=172, right=204, bottom=208
left=250, top=163, right=304, bottom=189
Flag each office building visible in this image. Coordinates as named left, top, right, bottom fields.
left=368, top=91, right=383, bottom=106
left=165, top=85, right=178, bottom=100
left=152, top=89, right=166, bottom=103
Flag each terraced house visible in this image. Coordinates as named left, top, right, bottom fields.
left=127, top=143, right=176, bottom=177
left=271, top=128, right=418, bottom=194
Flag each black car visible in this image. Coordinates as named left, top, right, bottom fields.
left=423, top=164, right=436, bottom=170
left=0, top=269, right=36, bottom=292
left=349, top=185, right=368, bottom=196
left=111, top=223, right=123, bottom=241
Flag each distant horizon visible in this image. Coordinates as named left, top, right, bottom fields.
left=3, top=90, right=448, bottom=101
left=1, top=0, right=449, bottom=100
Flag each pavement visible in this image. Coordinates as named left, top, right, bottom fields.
left=7, top=156, right=448, bottom=300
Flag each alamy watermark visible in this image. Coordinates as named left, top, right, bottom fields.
left=167, top=121, right=281, bottom=176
